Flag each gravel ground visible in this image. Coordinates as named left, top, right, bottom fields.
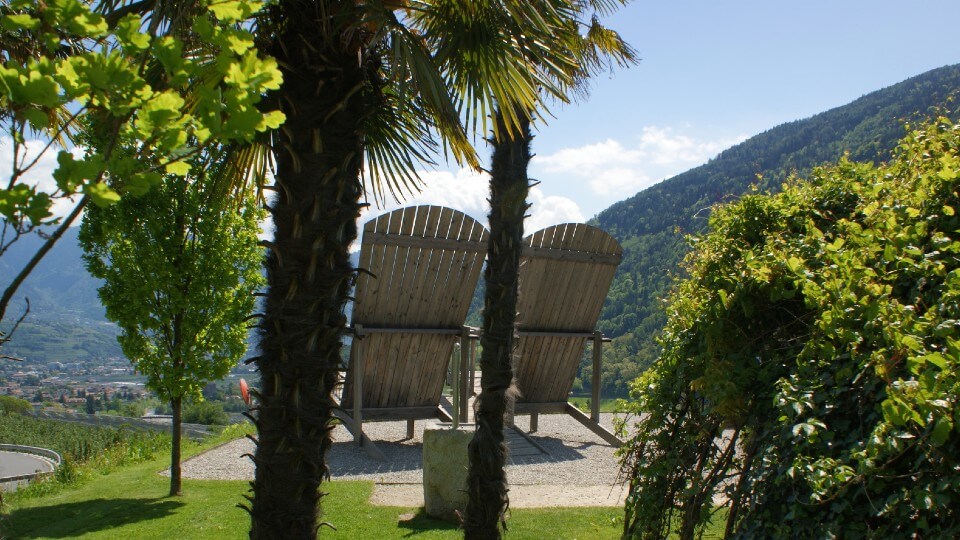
left=179, top=413, right=630, bottom=506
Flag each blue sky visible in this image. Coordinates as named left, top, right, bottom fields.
left=372, top=0, right=960, bottom=232
left=5, top=2, right=959, bottom=234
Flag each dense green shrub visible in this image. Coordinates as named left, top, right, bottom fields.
left=620, top=118, right=960, bottom=538
left=0, top=414, right=167, bottom=464
left=0, top=396, right=31, bottom=415
left=183, top=399, right=229, bottom=425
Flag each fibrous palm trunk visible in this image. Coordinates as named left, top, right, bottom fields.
left=464, top=110, right=532, bottom=539
left=249, top=3, right=374, bottom=538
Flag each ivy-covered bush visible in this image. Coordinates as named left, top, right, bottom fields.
left=620, top=118, right=960, bottom=539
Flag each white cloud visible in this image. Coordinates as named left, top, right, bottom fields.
left=359, top=167, right=584, bottom=237
left=533, top=126, right=746, bottom=196
left=526, top=188, right=584, bottom=231
left=0, top=137, right=85, bottom=222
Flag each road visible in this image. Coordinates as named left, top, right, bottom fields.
left=0, top=450, right=55, bottom=478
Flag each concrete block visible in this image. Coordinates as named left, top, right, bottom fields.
left=422, top=425, right=473, bottom=521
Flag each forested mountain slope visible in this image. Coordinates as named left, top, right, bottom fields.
left=591, top=63, right=960, bottom=395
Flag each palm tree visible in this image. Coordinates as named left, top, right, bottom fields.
left=464, top=2, right=637, bottom=536
left=244, top=2, right=580, bottom=537
left=88, top=1, right=580, bottom=535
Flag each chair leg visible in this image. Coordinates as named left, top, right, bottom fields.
left=530, top=412, right=538, bottom=433
left=406, top=419, right=415, bottom=439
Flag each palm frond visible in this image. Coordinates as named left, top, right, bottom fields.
left=576, top=0, right=630, bottom=17
left=382, top=10, right=478, bottom=169
left=412, top=0, right=579, bottom=141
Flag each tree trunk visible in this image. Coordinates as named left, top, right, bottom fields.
left=464, top=109, right=532, bottom=539
left=248, top=4, right=375, bottom=538
left=170, top=396, right=182, bottom=497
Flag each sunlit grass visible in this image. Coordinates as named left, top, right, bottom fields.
left=1, top=429, right=623, bottom=539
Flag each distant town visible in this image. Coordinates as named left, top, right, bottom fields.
left=0, top=353, right=256, bottom=421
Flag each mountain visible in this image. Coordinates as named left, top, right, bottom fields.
left=1, top=227, right=106, bottom=322
left=590, top=63, right=960, bottom=396
left=0, top=227, right=360, bottom=365
left=1, top=227, right=121, bottom=364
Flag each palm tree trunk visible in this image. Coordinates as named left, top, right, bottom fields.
left=169, top=396, right=182, bottom=497
left=249, top=4, right=373, bottom=538
left=464, top=109, right=532, bottom=539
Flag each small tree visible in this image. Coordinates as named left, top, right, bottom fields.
left=0, top=395, right=31, bottom=414
left=81, top=159, right=265, bottom=496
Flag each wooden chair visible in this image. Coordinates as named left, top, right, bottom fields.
left=337, top=205, right=487, bottom=458
left=512, top=223, right=623, bottom=446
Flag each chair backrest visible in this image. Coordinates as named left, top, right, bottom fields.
left=514, top=223, right=623, bottom=403
left=343, top=205, right=488, bottom=409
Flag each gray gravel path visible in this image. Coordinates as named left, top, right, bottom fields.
left=179, top=413, right=630, bottom=506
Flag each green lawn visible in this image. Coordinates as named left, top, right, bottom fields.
left=568, top=396, right=622, bottom=414
left=1, top=442, right=622, bottom=539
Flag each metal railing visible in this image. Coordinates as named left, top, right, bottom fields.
left=0, top=444, right=61, bottom=488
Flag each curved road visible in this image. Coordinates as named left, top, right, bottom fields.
left=0, top=450, right=55, bottom=478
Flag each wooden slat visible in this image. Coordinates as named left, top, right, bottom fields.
left=394, top=207, right=438, bottom=324
left=513, top=223, right=623, bottom=405
left=378, top=208, right=420, bottom=407
left=406, top=209, right=455, bottom=407
left=389, top=207, right=442, bottom=406
left=521, top=245, right=621, bottom=265
left=362, top=231, right=487, bottom=252
left=364, top=213, right=403, bottom=406
left=343, top=206, right=489, bottom=420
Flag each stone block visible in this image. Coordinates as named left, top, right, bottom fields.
left=422, top=425, right=473, bottom=521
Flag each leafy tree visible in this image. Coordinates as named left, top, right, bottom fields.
left=120, top=401, right=145, bottom=418
left=80, top=158, right=265, bottom=497
left=620, top=117, right=960, bottom=539
left=0, top=394, right=31, bottom=414
left=465, top=2, right=636, bottom=535
left=183, top=399, right=229, bottom=426
left=0, top=0, right=281, bottom=353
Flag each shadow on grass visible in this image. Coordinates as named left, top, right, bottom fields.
left=396, top=508, right=458, bottom=537
left=1, top=497, right=184, bottom=538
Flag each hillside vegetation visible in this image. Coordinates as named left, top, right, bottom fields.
left=620, top=117, right=960, bottom=539
left=590, top=64, right=960, bottom=394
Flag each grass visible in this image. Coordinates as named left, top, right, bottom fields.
left=1, top=433, right=623, bottom=539
left=568, top=396, right=623, bottom=414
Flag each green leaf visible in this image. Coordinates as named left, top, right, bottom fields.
left=2, top=13, right=40, bottom=30
left=115, top=14, right=151, bottom=51
left=257, top=110, right=286, bottom=130
left=22, top=71, right=61, bottom=108
left=901, top=335, right=923, bottom=352
left=930, top=419, right=952, bottom=446
left=207, top=0, right=253, bottom=23
left=882, top=399, right=904, bottom=426
left=84, top=182, right=121, bottom=207
left=165, top=161, right=191, bottom=176
left=22, top=107, right=50, bottom=129
left=786, top=257, right=804, bottom=275
left=126, top=171, right=163, bottom=196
